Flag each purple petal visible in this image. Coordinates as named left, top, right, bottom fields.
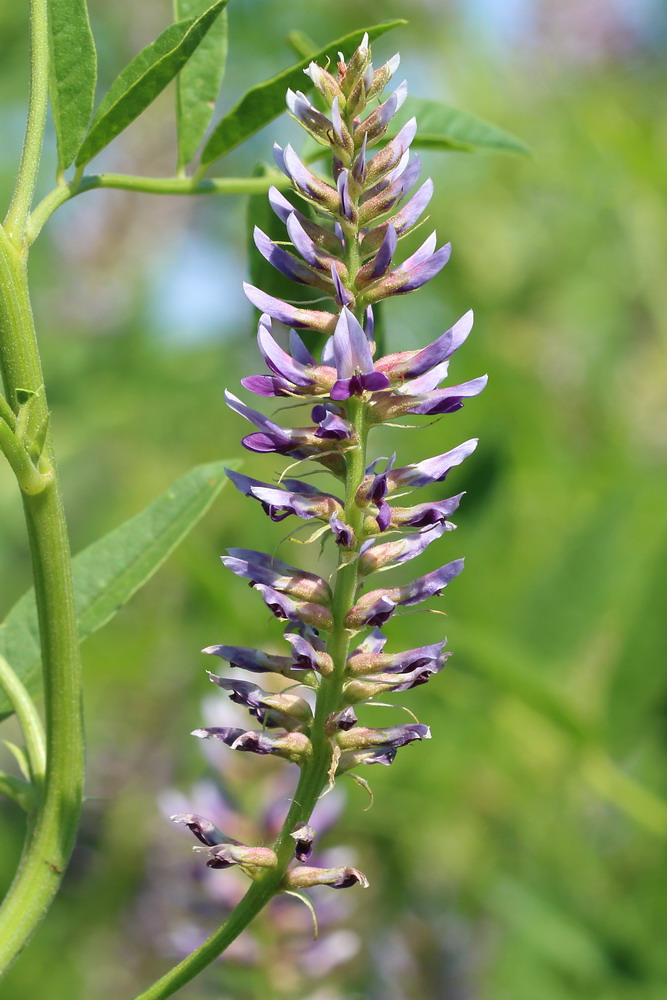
left=398, top=360, right=451, bottom=394
left=289, top=329, right=317, bottom=365
left=313, top=406, right=352, bottom=439
left=333, top=307, right=375, bottom=379
left=253, top=226, right=325, bottom=288
left=283, top=144, right=337, bottom=207
left=396, top=559, right=465, bottom=606
left=380, top=310, right=474, bottom=380
left=359, top=522, right=446, bottom=574
left=269, top=188, right=342, bottom=255
left=399, top=375, right=489, bottom=415
left=330, top=263, right=354, bottom=307
left=390, top=494, right=464, bottom=528
left=241, top=374, right=294, bottom=397
left=222, top=549, right=331, bottom=603
left=244, top=283, right=336, bottom=332
left=387, top=439, right=478, bottom=491
left=392, top=178, right=434, bottom=234
left=330, top=513, right=354, bottom=547
left=352, top=133, right=368, bottom=184
left=394, top=243, right=452, bottom=294
left=366, top=117, right=417, bottom=183
left=358, top=225, right=398, bottom=284
left=286, top=213, right=327, bottom=270
left=337, top=169, right=355, bottom=221
left=202, top=644, right=295, bottom=675
left=257, top=314, right=314, bottom=386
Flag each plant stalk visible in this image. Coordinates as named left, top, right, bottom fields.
left=0, top=229, right=84, bottom=973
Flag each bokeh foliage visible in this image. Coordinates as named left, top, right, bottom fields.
left=1, top=0, right=666, bottom=997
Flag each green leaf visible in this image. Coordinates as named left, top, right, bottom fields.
left=48, top=0, right=97, bottom=170
left=75, top=0, right=229, bottom=167
left=393, top=97, right=531, bottom=156
left=0, top=461, right=233, bottom=719
left=175, top=0, right=229, bottom=168
left=200, top=20, right=406, bottom=170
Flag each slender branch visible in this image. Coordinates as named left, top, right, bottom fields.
left=26, top=173, right=290, bottom=245
left=0, top=229, right=83, bottom=973
left=3, top=0, right=50, bottom=242
left=0, top=655, right=47, bottom=788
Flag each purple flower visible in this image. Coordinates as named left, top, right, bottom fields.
left=226, top=468, right=342, bottom=524
left=374, top=375, right=489, bottom=420
left=222, top=548, right=331, bottom=604
left=331, top=308, right=390, bottom=399
left=346, top=560, right=465, bottom=628
left=389, top=493, right=464, bottom=528
left=347, top=635, right=447, bottom=675
left=253, top=226, right=329, bottom=290
left=243, top=283, right=336, bottom=334
left=252, top=584, right=333, bottom=630
left=385, top=440, right=478, bottom=493
left=358, top=521, right=446, bottom=574
left=336, top=723, right=431, bottom=751
left=193, top=726, right=312, bottom=764
left=365, top=234, right=452, bottom=302
left=207, top=674, right=312, bottom=729
left=202, top=643, right=313, bottom=682
left=377, top=310, right=474, bottom=380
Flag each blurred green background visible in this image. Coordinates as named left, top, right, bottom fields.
left=1, top=0, right=667, bottom=997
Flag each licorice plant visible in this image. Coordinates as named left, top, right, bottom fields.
left=165, top=33, right=487, bottom=995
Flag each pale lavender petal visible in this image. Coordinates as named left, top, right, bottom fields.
left=399, top=375, right=489, bottom=415
left=333, top=307, right=375, bottom=378
left=390, top=494, right=464, bottom=528
left=241, top=374, right=294, bottom=397
left=244, top=282, right=336, bottom=332
left=283, top=144, right=337, bottom=206
left=358, top=225, right=397, bottom=283
left=359, top=521, right=446, bottom=573
left=253, top=226, right=324, bottom=287
left=398, top=360, right=450, bottom=394
left=337, top=169, right=354, bottom=221
left=387, top=439, right=478, bottom=491
left=352, top=133, right=368, bottom=184
left=397, top=559, right=465, bottom=605
left=330, top=264, right=354, bottom=307
left=392, top=178, right=434, bottom=233
left=202, top=644, right=295, bottom=674
left=289, top=329, right=316, bottom=365
left=286, top=213, right=326, bottom=270
left=257, top=314, right=314, bottom=386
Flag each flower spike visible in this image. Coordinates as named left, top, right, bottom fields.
left=180, top=39, right=486, bottom=929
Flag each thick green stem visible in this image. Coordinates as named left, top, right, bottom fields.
left=0, top=230, right=83, bottom=973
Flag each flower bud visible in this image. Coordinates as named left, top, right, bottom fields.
left=283, top=865, right=369, bottom=890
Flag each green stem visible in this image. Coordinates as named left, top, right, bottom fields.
left=0, top=229, right=83, bottom=973
left=26, top=173, right=290, bottom=245
left=132, top=383, right=370, bottom=1000
left=3, top=0, right=49, bottom=243
left=0, top=418, right=51, bottom=494
left=0, top=655, right=47, bottom=788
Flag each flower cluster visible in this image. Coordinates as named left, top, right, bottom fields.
left=174, top=35, right=486, bottom=905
